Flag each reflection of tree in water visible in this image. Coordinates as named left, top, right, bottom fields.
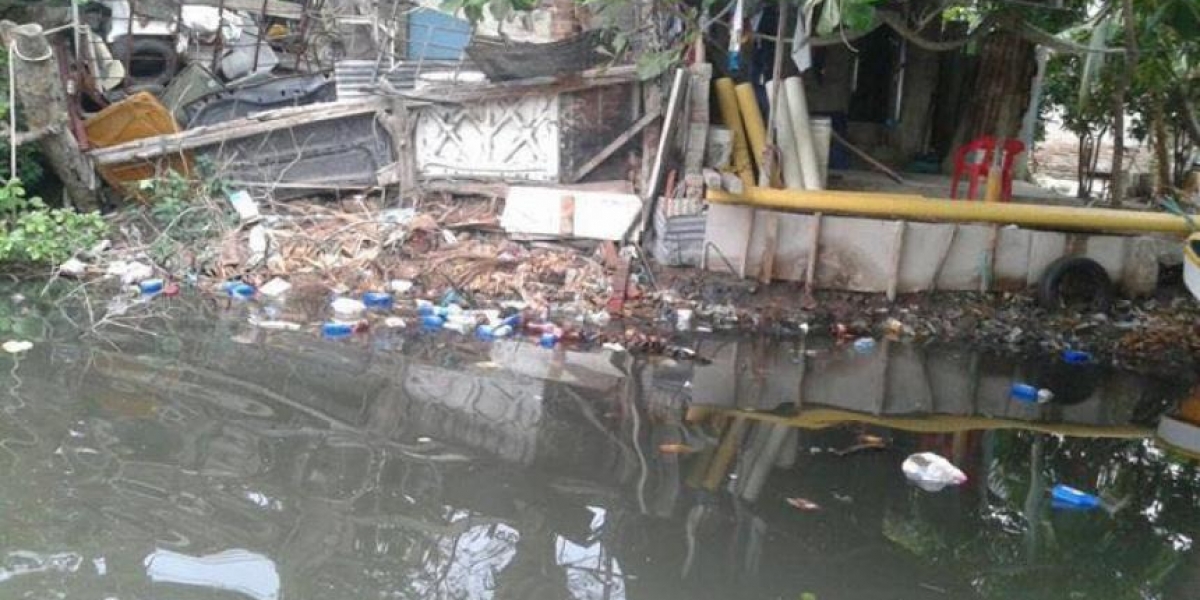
left=886, top=430, right=1200, bottom=600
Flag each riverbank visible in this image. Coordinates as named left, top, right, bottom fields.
left=41, top=194, right=1197, bottom=376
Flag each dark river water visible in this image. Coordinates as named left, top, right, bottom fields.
left=1, top=290, right=1199, bottom=599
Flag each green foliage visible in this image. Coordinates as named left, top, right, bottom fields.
left=133, top=166, right=235, bottom=269
left=0, top=179, right=107, bottom=265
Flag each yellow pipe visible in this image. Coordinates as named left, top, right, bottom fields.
left=707, top=187, right=1192, bottom=236
left=734, top=82, right=780, bottom=188
left=713, top=78, right=755, bottom=189
left=726, top=407, right=1151, bottom=439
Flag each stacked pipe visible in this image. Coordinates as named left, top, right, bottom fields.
left=712, top=76, right=826, bottom=191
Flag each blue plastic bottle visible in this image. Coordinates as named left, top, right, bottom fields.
left=228, top=283, right=256, bottom=299
left=139, top=278, right=164, bottom=295
left=363, top=292, right=394, bottom=310
left=322, top=322, right=354, bottom=339
left=421, top=314, right=446, bottom=329
left=1051, top=484, right=1101, bottom=510
left=1010, top=383, right=1039, bottom=402
left=1062, top=350, right=1094, bottom=364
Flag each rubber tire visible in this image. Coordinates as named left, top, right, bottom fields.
left=111, top=37, right=179, bottom=88
left=1037, top=256, right=1114, bottom=311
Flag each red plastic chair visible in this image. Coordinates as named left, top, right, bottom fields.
left=951, top=137, right=1025, bottom=201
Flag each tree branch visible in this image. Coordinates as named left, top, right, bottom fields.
left=0, top=124, right=56, bottom=146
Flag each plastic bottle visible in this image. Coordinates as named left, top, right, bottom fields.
left=852, top=337, right=876, bottom=353
left=475, top=324, right=513, bottom=341
left=139, top=278, right=165, bottom=295
left=421, top=314, right=446, bottom=329
left=322, top=322, right=354, bottom=339
left=331, top=297, right=366, bottom=319
left=1062, top=349, right=1094, bottom=365
left=1050, top=484, right=1101, bottom=510
left=1011, top=383, right=1055, bottom=404
left=362, top=292, right=394, bottom=310
left=1011, top=383, right=1039, bottom=402
left=228, top=283, right=256, bottom=299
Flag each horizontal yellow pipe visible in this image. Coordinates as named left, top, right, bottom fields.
left=707, top=187, right=1193, bottom=236
left=726, top=407, right=1150, bottom=439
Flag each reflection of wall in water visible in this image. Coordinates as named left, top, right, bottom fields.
left=685, top=338, right=1171, bottom=428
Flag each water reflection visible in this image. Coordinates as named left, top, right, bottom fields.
left=0, top=300, right=1197, bottom=599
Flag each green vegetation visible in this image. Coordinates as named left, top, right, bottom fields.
left=133, top=163, right=235, bottom=273
left=0, top=178, right=106, bottom=265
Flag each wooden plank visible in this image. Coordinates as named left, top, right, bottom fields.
left=89, top=98, right=389, bottom=166
left=568, top=110, right=660, bottom=183
left=401, top=65, right=639, bottom=104
left=886, top=220, right=905, bottom=301
left=183, top=0, right=303, bottom=19
left=759, top=213, right=779, bottom=284
left=802, top=212, right=822, bottom=306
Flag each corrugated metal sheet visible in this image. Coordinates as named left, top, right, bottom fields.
left=653, top=200, right=706, bottom=267
left=334, top=59, right=462, bottom=100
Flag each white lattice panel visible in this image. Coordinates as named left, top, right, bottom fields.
left=414, top=94, right=561, bottom=181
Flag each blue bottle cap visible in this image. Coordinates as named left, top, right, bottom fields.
left=1062, top=350, right=1093, bottom=364
left=539, top=333, right=558, bottom=348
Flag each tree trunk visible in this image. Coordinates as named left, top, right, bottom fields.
left=950, top=29, right=1036, bottom=153
left=1151, top=94, right=1171, bottom=196
left=1109, top=0, right=1139, bottom=206
left=0, top=21, right=98, bottom=211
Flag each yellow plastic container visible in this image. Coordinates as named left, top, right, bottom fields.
left=85, top=92, right=190, bottom=197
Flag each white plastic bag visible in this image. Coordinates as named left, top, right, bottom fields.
left=902, top=452, right=967, bottom=492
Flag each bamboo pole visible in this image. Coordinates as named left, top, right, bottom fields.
left=713, top=78, right=754, bottom=188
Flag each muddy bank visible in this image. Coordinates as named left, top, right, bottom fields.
left=666, top=274, right=1199, bottom=376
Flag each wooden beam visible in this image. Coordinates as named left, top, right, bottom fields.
left=568, top=111, right=659, bottom=183
left=400, top=65, right=639, bottom=104
left=886, top=220, right=905, bottom=301
left=183, top=0, right=304, bottom=19
left=759, top=213, right=778, bottom=284
left=830, top=129, right=906, bottom=184
left=89, top=98, right=389, bottom=166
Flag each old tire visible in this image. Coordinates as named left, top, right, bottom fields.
left=111, top=37, right=179, bottom=87
left=1037, top=256, right=1113, bottom=311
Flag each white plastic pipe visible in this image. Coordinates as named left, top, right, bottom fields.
left=766, top=79, right=804, bottom=190
left=810, top=116, right=832, bottom=187
left=784, top=76, right=822, bottom=190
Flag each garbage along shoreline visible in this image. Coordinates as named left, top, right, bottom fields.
left=51, top=194, right=1199, bottom=376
